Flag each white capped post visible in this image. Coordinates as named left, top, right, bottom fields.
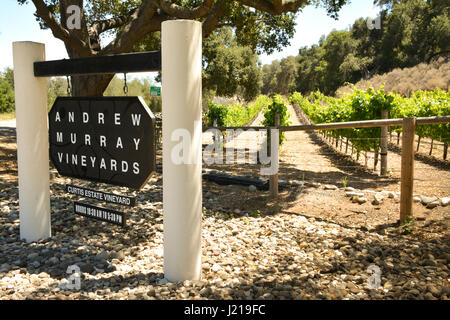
left=162, top=20, right=202, bottom=281
left=12, top=42, right=51, bottom=242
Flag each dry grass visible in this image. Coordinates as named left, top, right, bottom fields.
left=0, top=112, right=15, bottom=121
left=337, top=57, right=450, bottom=97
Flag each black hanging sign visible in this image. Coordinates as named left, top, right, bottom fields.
left=49, top=96, right=156, bottom=190
left=74, top=202, right=126, bottom=226
left=66, top=184, right=136, bottom=207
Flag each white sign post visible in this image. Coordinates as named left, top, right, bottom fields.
left=12, top=25, right=203, bottom=280
left=162, top=20, right=202, bottom=281
left=12, top=41, right=51, bottom=242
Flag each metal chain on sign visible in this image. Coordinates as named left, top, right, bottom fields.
left=66, top=76, right=72, bottom=96
left=123, top=73, right=128, bottom=96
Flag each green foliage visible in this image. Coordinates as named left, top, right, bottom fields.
left=400, top=215, right=414, bottom=234
left=262, top=95, right=291, bottom=144
left=389, top=88, right=450, bottom=144
left=104, top=75, right=161, bottom=112
left=19, top=0, right=350, bottom=96
left=0, top=68, right=15, bottom=113
left=342, top=176, right=348, bottom=188
left=291, top=88, right=396, bottom=152
left=206, top=95, right=271, bottom=127
left=203, top=28, right=262, bottom=102
left=266, top=0, right=450, bottom=96
left=291, top=87, right=449, bottom=152
left=47, top=77, right=68, bottom=110
left=261, top=56, right=298, bottom=96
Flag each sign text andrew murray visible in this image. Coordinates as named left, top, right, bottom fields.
left=48, top=96, right=156, bottom=189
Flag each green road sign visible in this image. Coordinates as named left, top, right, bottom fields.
left=150, top=86, right=161, bottom=97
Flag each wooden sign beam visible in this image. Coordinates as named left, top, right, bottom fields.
left=34, top=51, right=161, bottom=77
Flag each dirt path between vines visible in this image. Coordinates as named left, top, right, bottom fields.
left=203, top=104, right=449, bottom=239
left=275, top=105, right=449, bottom=233
left=0, top=105, right=448, bottom=240
left=280, top=104, right=450, bottom=196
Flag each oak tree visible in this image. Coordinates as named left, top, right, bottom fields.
left=18, top=0, right=347, bottom=96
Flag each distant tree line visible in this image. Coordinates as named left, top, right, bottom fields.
left=0, top=71, right=162, bottom=114
left=261, top=0, right=450, bottom=96
left=0, top=68, right=14, bottom=113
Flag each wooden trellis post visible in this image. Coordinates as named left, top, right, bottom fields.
left=270, top=114, right=280, bottom=198
left=400, top=117, right=416, bottom=223
left=380, top=110, right=388, bottom=175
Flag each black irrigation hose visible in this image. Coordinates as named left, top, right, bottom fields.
left=202, top=173, right=290, bottom=191
left=156, top=166, right=288, bottom=191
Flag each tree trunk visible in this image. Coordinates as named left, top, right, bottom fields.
left=71, top=74, right=115, bottom=96
left=374, top=149, right=379, bottom=171
left=444, top=143, right=448, bottom=160
left=429, top=139, right=434, bottom=156
left=364, top=151, right=368, bottom=169
left=416, top=136, right=421, bottom=152
left=397, top=132, right=400, bottom=145
left=59, top=0, right=113, bottom=97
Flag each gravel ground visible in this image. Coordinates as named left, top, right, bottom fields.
left=0, top=109, right=448, bottom=300
left=0, top=174, right=449, bottom=300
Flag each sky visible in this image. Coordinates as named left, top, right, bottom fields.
left=0, top=0, right=380, bottom=79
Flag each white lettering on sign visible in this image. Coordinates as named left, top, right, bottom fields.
left=111, top=159, right=117, bottom=171
left=72, top=154, right=77, bottom=165
left=75, top=203, right=123, bottom=224
left=121, top=161, right=128, bottom=173
left=100, top=158, right=106, bottom=170
left=133, top=138, right=140, bottom=151
left=100, top=135, right=106, bottom=147
left=131, top=114, right=141, bottom=126
left=56, top=151, right=140, bottom=174
left=56, top=132, right=63, bottom=143
left=133, top=162, right=140, bottom=174
left=51, top=104, right=151, bottom=189
left=116, top=137, right=123, bottom=149
left=70, top=133, right=77, bottom=144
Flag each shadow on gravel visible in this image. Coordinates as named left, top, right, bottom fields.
left=0, top=129, right=18, bottom=176
left=302, top=131, right=399, bottom=188
left=388, top=142, right=450, bottom=171
left=28, top=271, right=165, bottom=298
left=202, top=160, right=399, bottom=220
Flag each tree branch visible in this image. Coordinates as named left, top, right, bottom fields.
left=202, top=0, right=227, bottom=38
left=160, top=0, right=214, bottom=19
left=101, top=0, right=166, bottom=55
left=31, top=0, right=90, bottom=54
left=90, top=8, right=138, bottom=35
left=237, top=0, right=308, bottom=14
